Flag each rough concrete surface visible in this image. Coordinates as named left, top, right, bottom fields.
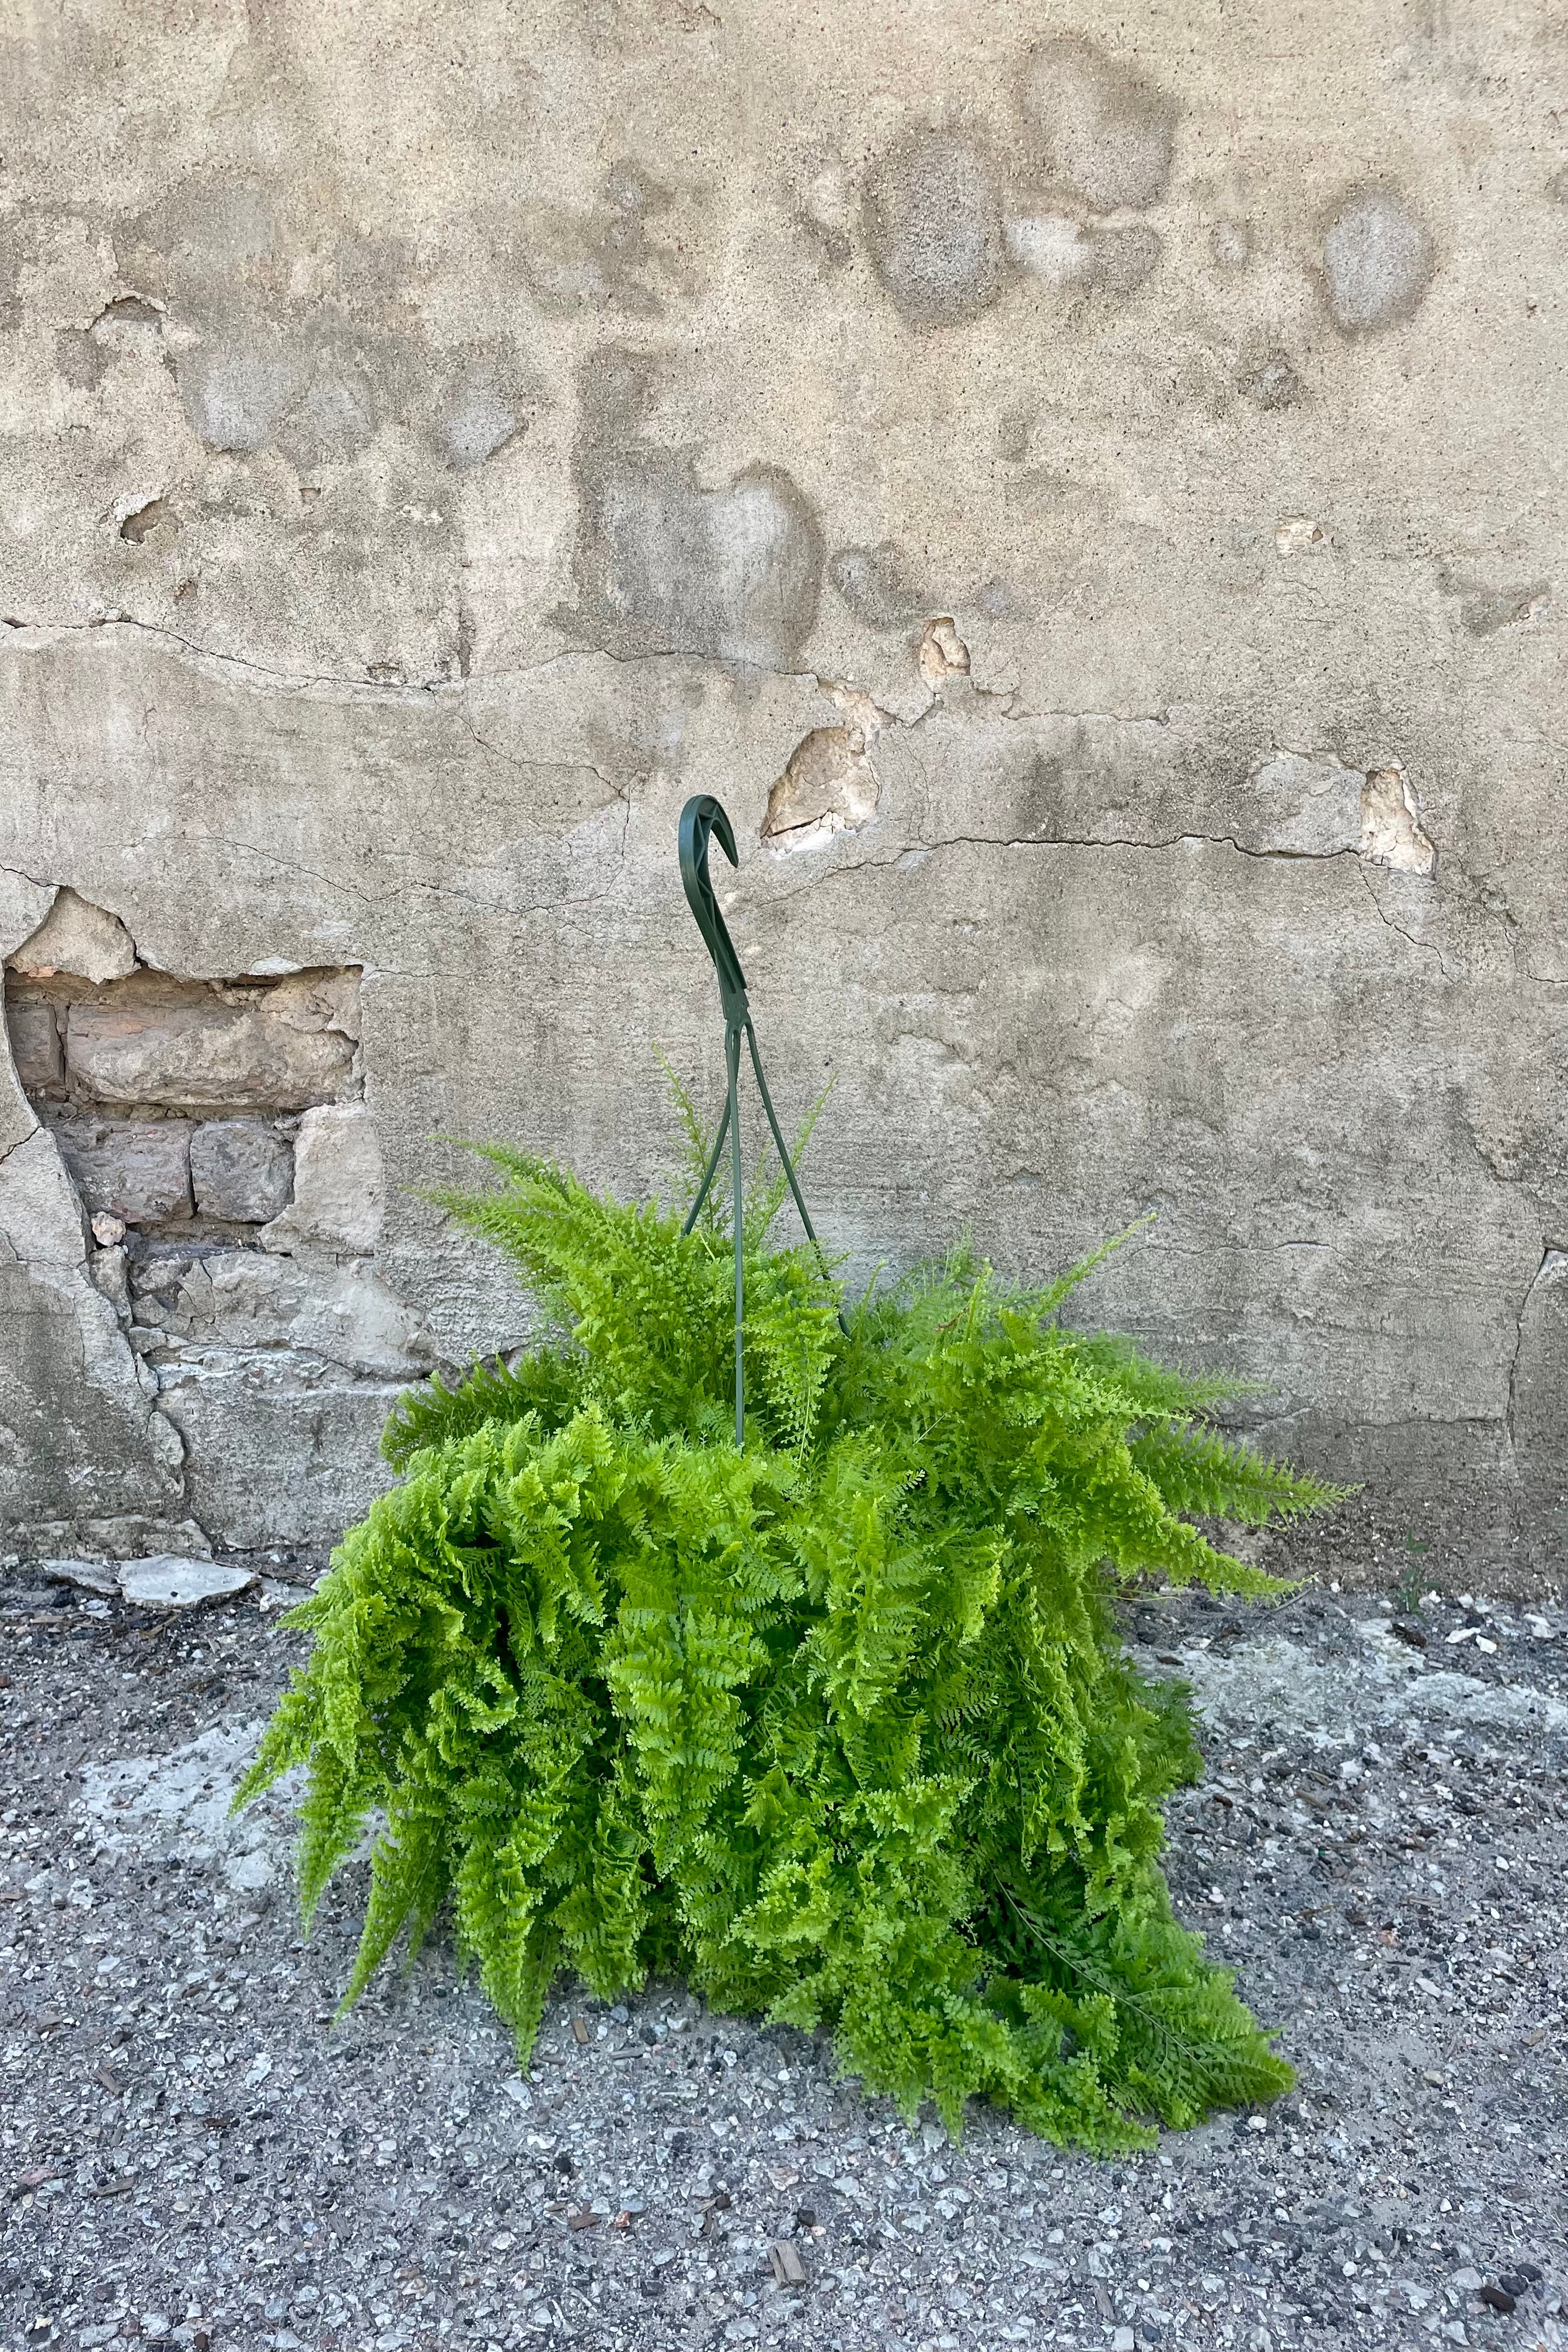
left=2, top=1567, right=1564, bottom=2352
left=0, top=1, right=1564, bottom=1575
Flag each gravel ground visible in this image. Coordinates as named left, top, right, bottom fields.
left=2, top=1563, right=1565, bottom=2352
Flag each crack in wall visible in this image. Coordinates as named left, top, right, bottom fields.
left=4, top=614, right=880, bottom=701
left=1, top=613, right=437, bottom=699
left=755, top=827, right=1457, bottom=942
left=199, top=837, right=381, bottom=909
left=0, top=1116, right=41, bottom=1172
left=996, top=701, right=1173, bottom=729
left=0, top=615, right=1198, bottom=727
left=1505, top=1243, right=1563, bottom=1461
left=457, top=710, right=637, bottom=907
left=458, top=709, right=625, bottom=805
left=0, top=626, right=1541, bottom=996
left=1354, top=865, right=1453, bottom=978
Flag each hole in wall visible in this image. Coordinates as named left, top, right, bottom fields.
left=2, top=890, right=437, bottom=1553
left=119, top=496, right=171, bottom=543
left=762, top=726, right=879, bottom=855
left=4, top=903, right=370, bottom=1345
left=6, top=959, right=363, bottom=1239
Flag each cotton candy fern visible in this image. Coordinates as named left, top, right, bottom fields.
left=239, top=1110, right=1340, bottom=2151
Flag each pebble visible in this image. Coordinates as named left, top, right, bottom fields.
left=36, top=1555, right=257, bottom=1608
left=768, top=2239, right=807, bottom=2285
left=116, top=1556, right=257, bottom=1608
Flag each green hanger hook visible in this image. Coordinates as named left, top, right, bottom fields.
left=677, top=793, right=835, bottom=1445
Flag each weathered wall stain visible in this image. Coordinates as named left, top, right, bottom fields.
left=521, top=161, right=684, bottom=318
left=830, top=542, right=932, bottom=630
left=1018, top=35, right=1178, bottom=213
left=1320, top=185, right=1434, bottom=334
left=862, top=131, right=1008, bottom=329
left=567, top=356, right=824, bottom=667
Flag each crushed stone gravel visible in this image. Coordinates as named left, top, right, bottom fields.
left=1, top=1564, right=1564, bottom=2352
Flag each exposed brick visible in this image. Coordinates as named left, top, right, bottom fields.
left=190, top=1120, right=294, bottom=1222
left=4, top=992, right=64, bottom=1096
left=51, top=1114, right=193, bottom=1223
left=65, top=974, right=354, bottom=1111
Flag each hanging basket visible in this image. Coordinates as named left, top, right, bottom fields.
left=238, top=795, right=1340, bottom=2148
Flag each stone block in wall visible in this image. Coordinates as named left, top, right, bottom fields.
left=266, top=967, right=361, bottom=1043
left=154, top=1354, right=403, bottom=1549
left=65, top=974, right=354, bottom=1111
left=262, top=1102, right=383, bottom=1255
left=124, top=1243, right=204, bottom=1336
left=190, top=1120, right=294, bottom=1221
left=144, top=1246, right=432, bottom=1377
left=0, top=1130, right=184, bottom=1536
left=4, top=992, right=64, bottom=1095
left=88, top=1239, right=132, bottom=1319
left=8, top=888, right=137, bottom=985
left=52, top=1114, right=194, bottom=1223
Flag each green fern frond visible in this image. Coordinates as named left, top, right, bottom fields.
left=382, top=1351, right=587, bottom=1470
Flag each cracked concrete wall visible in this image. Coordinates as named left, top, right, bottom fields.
left=0, top=0, right=1563, bottom=1574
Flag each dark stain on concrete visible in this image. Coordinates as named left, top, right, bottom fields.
left=1084, top=221, right=1162, bottom=297
left=521, top=161, right=680, bottom=318
left=1449, top=580, right=1551, bottom=636
left=1019, top=36, right=1177, bottom=213
left=1241, top=352, right=1308, bottom=410
left=861, top=130, right=1006, bottom=330
left=276, top=354, right=380, bottom=468
left=566, top=354, right=823, bottom=667
left=435, top=350, right=531, bottom=471
left=55, top=328, right=106, bottom=390
left=1321, top=185, right=1433, bottom=334
left=829, top=541, right=931, bottom=629
left=176, top=337, right=299, bottom=453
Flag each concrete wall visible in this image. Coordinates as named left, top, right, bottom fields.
left=1, top=1, right=1563, bottom=1574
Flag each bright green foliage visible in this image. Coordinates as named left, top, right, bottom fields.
left=240, top=1139, right=1342, bottom=2151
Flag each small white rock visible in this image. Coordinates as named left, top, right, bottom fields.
left=1274, top=514, right=1328, bottom=556
left=117, top=1556, right=255, bottom=1609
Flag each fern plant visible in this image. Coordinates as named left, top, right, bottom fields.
left=239, top=1114, right=1340, bottom=2152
